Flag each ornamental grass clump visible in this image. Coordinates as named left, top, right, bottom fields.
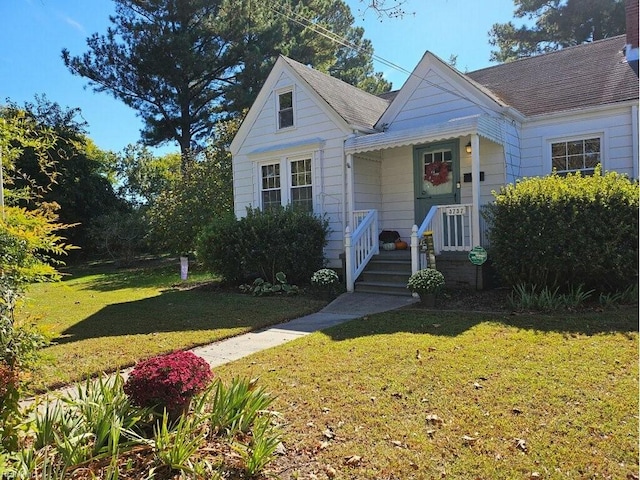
left=124, top=351, right=213, bottom=417
left=407, top=268, right=445, bottom=295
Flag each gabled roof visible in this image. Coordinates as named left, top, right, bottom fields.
left=282, top=56, right=389, bottom=131
left=282, top=35, right=637, bottom=125
left=466, top=35, right=638, bottom=116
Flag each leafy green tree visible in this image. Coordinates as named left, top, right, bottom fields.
left=145, top=116, right=236, bottom=255
left=3, top=98, right=125, bottom=255
left=114, top=144, right=181, bottom=206
left=62, top=0, right=390, bottom=175
left=489, top=0, right=626, bottom=62
left=0, top=108, right=74, bottom=450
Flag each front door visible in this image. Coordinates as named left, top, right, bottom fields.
left=413, top=140, right=460, bottom=224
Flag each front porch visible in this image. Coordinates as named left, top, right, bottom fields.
left=344, top=205, right=489, bottom=293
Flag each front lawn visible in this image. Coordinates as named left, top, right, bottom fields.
left=19, top=259, right=326, bottom=392
left=213, top=307, right=638, bottom=479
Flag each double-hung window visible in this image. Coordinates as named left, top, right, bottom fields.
left=259, top=157, right=313, bottom=213
left=290, top=158, right=313, bottom=211
left=261, top=163, right=281, bottom=211
left=551, top=137, right=601, bottom=174
left=277, top=90, right=294, bottom=129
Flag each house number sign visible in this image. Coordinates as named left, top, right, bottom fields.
left=446, top=206, right=466, bottom=216
left=468, top=246, right=488, bottom=266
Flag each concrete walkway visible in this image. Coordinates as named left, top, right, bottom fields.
left=191, top=292, right=418, bottom=367
left=22, top=292, right=417, bottom=406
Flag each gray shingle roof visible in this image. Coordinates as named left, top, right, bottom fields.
left=282, top=35, right=637, bottom=126
left=466, top=35, right=638, bottom=116
left=282, top=56, right=389, bottom=131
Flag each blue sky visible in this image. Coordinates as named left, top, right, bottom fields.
left=1, top=0, right=521, bottom=155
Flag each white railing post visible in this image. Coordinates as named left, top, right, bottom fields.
left=345, top=225, right=354, bottom=292
left=410, top=224, right=419, bottom=274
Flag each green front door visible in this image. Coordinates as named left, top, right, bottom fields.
left=413, top=140, right=460, bottom=224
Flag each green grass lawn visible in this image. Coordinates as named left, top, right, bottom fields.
left=20, top=262, right=638, bottom=478
left=213, top=307, right=639, bottom=479
left=18, top=259, right=326, bottom=392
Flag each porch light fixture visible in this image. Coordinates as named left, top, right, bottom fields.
left=465, top=142, right=472, bottom=154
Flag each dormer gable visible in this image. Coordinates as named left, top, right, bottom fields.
left=230, top=56, right=390, bottom=156
left=376, top=51, right=511, bottom=132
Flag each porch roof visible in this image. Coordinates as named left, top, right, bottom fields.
left=344, top=114, right=504, bottom=155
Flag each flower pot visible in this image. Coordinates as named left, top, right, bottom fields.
left=419, top=293, right=436, bottom=307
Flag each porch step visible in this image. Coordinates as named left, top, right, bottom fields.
left=354, top=250, right=413, bottom=296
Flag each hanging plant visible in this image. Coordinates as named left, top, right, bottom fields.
left=424, top=161, right=450, bottom=186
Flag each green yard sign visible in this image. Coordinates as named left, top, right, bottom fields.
left=468, top=246, right=488, bottom=266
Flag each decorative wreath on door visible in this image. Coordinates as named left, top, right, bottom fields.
left=424, top=161, right=450, bottom=186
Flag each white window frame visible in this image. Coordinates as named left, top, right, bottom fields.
left=259, top=162, right=282, bottom=211
left=275, top=87, right=295, bottom=131
left=257, top=153, right=315, bottom=212
left=545, top=132, right=605, bottom=174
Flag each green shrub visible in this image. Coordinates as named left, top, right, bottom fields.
left=197, top=206, right=330, bottom=284
left=483, top=167, right=639, bottom=293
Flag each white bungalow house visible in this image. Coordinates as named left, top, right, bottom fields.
left=230, top=24, right=639, bottom=294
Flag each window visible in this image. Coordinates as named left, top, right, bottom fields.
left=551, top=137, right=601, bottom=174
left=259, top=157, right=313, bottom=212
left=290, top=158, right=313, bottom=212
left=261, top=163, right=281, bottom=211
left=277, top=90, right=294, bottom=129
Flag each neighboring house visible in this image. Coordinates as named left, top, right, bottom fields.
left=230, top=16, right=639, bottom=293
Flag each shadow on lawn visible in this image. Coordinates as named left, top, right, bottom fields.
left=54, top=289, right=304, bottom=345
left=322, top=306, right=639, bottom=341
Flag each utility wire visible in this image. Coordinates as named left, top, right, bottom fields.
left=267, top=1, right=496, bottom=110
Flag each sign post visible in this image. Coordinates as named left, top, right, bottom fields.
left=420, top=231, right=436, bottom=269
left=468, top=246, right=488, bottom=290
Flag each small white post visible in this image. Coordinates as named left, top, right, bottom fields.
left=410, top=224, right=419, bottom=274
left=180, top=256, right=189, bottom=280
left=345, top=225, right=354, bottom=292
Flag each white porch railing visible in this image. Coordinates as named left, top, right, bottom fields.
left=345, top=209, right=379, bottom=292
left=411, top=204, right=474, bottom=273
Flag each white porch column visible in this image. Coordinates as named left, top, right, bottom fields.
left=410, top=224, right=419, bottom=274
left=345, top=225, right=354, bottom=292
left=470, top=134, right=481, bottom=247
left=346, top=153, right=355, bottom=226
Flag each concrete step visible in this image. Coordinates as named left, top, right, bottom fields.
left=354, top=280, right=413, bottom=296
left=358, top=270, right=411, bottom=284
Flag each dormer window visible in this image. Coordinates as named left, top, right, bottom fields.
left=277, top=89, right=294, bottom=129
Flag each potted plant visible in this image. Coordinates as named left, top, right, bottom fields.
left=310, top=268, right=342, bottom=300
left=407, top=268, right=445, bottom=306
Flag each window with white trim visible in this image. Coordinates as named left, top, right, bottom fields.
left=277, top=90, right=294, bottom=129
left=261, top=163, right=281, bottom=211
left=290, top=158, right=313, bottom=211
left=551, top=137, right=601, bottom=174
left=259, top=157, right=313, bottom=212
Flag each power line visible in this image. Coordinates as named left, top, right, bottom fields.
left=267, top=1, right=495, bottom=111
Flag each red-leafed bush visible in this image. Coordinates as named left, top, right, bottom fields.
left=124, top=351, right=213, bottom=414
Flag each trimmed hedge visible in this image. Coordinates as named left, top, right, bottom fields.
left=483, top=167, right=638, bottom=293
left=196, top=207, right=330, bottom=285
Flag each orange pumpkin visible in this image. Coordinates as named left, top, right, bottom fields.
left=395, top=240, right=408, bottom=250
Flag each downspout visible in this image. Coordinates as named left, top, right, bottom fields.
left=470, top=134, right=481, bottom=247
left=632, top=105, right=639, bottom=179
